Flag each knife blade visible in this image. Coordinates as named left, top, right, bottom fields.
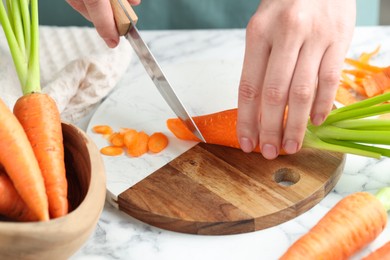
left=110, top=0, right=206, bottom=143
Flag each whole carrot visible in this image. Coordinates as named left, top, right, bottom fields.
left=0, top=171, right=38, bottom=222
left=167, top=95, right=390, bottom=159
left=0, top=99, right=49, bottom=221
left=363, top=241, right=390, bottom=260
left=280, top=192, right=388, bottom=259
left=14, top=93, right=68, bottom=218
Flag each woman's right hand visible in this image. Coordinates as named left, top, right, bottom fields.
left=66, top=0, right=141, bottom=48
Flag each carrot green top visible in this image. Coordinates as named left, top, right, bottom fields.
left=0, top=0, right=41, bottom=94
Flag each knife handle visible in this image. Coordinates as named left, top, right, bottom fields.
left=110, top=0, right=139, bottom=36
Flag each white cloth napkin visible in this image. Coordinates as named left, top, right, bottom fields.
left=0, top=26, right=133, bottom=124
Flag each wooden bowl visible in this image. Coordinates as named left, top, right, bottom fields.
left=0, top=123, right=106, bottom=260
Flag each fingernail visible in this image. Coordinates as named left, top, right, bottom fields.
left=312, top=114, right=325, bottom=126
left=105, top=38, right=118, bottom=48
left=239, top=137, right=254, bottom=153
left=262, top=144, right=278, bottom=159
left=283, top=140, right=298, bottom=154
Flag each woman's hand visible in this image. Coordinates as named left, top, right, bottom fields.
left=66, top=0, right=141, bottom=47
left=237, top=0, right=356, bottom=159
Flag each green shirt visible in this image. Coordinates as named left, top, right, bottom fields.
left=133, top=0, right=259, bottom=30
left=39, top=0, right=260, bottom=29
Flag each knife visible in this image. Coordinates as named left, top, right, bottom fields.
left=110, top=0, right=206, bottom=143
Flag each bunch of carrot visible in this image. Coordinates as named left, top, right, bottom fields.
left=0, top=0, right=68, bottom=221
left=279, top=187, right=390, bottom=259
left=93, top=125, right=169, bottom=157
left=337, top=46, right=390, bottom=105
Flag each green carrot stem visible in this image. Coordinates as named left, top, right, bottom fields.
left=324, top=104, right=390, bottom=125
left=25, top=0, right=40, bottom=94
left=0, top=1, right=28, bottom=86
left=302, top=130, right=381, bottom=158
left=313, top=125, right=390, bottom=145
left=333, top=119, right=390, bottom=130
left=11, top=0, right=25, bottom=59
left=330, top=92, right=390, bottom=115
left=320, top=138, right=390, bottom=158
left=375, top=187, right=390, bottom=212
left=19, top=0, right=31, bottom=57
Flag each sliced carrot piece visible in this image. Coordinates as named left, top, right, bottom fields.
left=110, top=132, right=125, bottom=147
left=127, top=131, right=149, bottom=157
left=123, top=129, right=138, bottom=148
left=100, top=146, right=124, bottom=156
left=93, top=125, right=113, bottom=135
left=148, top=132, right=169, bottom=153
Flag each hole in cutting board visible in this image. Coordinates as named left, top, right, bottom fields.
left=273, top=168, right=300, bottom=187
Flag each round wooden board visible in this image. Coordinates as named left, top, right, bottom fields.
left=116, top=143, right=346, bottom=235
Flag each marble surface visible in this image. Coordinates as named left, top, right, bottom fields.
left=72, top=27, right=390, bottom=260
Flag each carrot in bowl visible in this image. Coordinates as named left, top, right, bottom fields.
left=363, top=241, right=390, bottom=260
left=14, top=93, right=68, bottom=219
left=0, top=171, right=38, bottom=222
left=0, top=99, right=48, bottom=221
left=1, top=0, right=68, bottom=218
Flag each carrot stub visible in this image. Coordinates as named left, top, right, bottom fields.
left=0, top=98, right=49, bottom=221
left=13, top=93, right=68, bottom=219
left=0, top=171, right=37, bottom=222
left=280, top=192, right=388, bottom=259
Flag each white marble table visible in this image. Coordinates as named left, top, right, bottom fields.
left=72, top=27, right=390, bottom=260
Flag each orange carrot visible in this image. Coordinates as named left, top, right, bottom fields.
left=92, top=125, right=113, bottom=135
left=100, top=146, right=124, bottom=156
left=363, top=241, right=390, bottom=260
left=109, top=132, right=125, bottom=147
left=359, top=45, right=381, bottom=64
left=127, top=131, right=149, bottom=157
left=0, top=98, right=49, bottom=221
left=13, top=93, right=68, bottom=219
left=362, top=67, right=390, bottom=97
left=167, top=109, right=262, bottom=152
left=280, top=192, right=387, bottom=259
left=0, top=171, right=37, bottom=222
left=148, top=132, right=169, bottom=153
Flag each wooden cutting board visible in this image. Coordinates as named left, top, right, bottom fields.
left=116, top=143, right=345, bottom=235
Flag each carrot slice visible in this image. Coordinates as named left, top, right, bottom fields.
left=0, top=98, right=49, bottom=221
left=148, top=132, right=169, bottom=153
left=92, top=125, right=113, bottom=135
left=127, top=131, right=149, bottom=157
left=0, top=171, right=37, bottom=222
left=280, top=192, right=387, bottom=259
left=100, top=146, right=124, bottom=156
left=123, top=129, right=138, bottom=148
left=110, top=132, right=125, bottom=147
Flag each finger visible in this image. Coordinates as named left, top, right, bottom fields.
left=237, top=17, right=270, bottom=153
left=84, top=0, right=120, bottom=48
left=259, top=39, right=301, bottom=159
left=66, top=0, right=91, bottom=21
left=311, top=43, right=349, bottom=125
left=282, top=42, right=324, bottom=154
left=128, top=0, right=141, bottom=5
